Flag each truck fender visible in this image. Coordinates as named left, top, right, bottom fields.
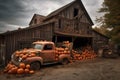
left=23, top=57, right=43, bottom=65
left=58, top=54, right=71, bottom=62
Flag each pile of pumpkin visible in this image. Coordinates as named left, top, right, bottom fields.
left=15, top=49, right=37, bottom=60
left=55, top=41, right=71, bottom=54
left=73, top=46, right=97, bottom=60
left=55, top=41, right=71, bottom=61
left=55, top=47, right=70, bottom=54
left=55, top=47, right=70, bottom=60
left=4, top=62, right=35, bottom=74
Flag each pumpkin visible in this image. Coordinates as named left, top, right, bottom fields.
left=19, top=54, right=24, bottom=57
left=15, top=52, right=20, bottom=56
left=24, top=69, right=29, bottom=74
left=22, top=55, right=27, bottom=59
left=17, top=68, right=24, bottom=74
left=6, top=64, right=11, bottom=69
left=8, top=64, right=15, bottom=70
left=10, top=67, right=17, bottom=74
left=31, top=53, right=36, bottom=57
left=55, top=58, right=58, bottom=61
left=25, top=54, right=29, bottom=57
left=8, top=70, right=12, bottom=74
left=11, top=67, right=18, bottom=74
left=28, top=54, right=32, bottom=57
left=19, top=63, right=25, bottom=69
left=26, top=64, right=30, bottom=69
left=15, top=54, right=19, bottom=57
left=29, top=70, right=35, bottom=74
left=22, top=52, right=27, bottom=55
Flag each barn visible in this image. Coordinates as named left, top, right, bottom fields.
left=0, top=0, right=109, bottom=64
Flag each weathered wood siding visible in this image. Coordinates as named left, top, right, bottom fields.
left=92, top=30, right=109, bottom=51
left=29, top=14, right=46, bottom=26
left=54, top=17, right=92, bottom=36
left=57, top=2, right=90, bottom=24
left=48, top=1, right=93, bottom=36
left=0, top=35, right=5, bottom=65
left=0, top=35, right=4, bottom=45
left=4, top=23, right=53, bottom=62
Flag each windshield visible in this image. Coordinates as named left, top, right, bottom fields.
left=34, top=44, right=43, bottom=50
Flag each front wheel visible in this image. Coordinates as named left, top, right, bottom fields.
left=30, top=61, right=41, bottom=70
left=61, top=58, right=69, bottom=65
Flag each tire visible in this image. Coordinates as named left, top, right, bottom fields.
left=61, top=58, right=69, bottom=65
left=30, top=61, right=41, bottom=70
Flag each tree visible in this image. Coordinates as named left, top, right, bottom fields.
left=97, top=0, right=120, bottom=44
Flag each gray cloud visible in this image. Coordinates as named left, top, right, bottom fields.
left=0, top=0, right=103, bottom=33
left=82, top=0, right=104, bottom=23
left=0, top=21, right=20, bottom=32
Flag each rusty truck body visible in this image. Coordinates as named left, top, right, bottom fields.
left=11, top=41, right=71, bottom=70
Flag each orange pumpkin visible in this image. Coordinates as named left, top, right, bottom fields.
left=31, top=53, right=36, bottom=57
left=17, top=68, right=24, bottom=74
left=22, top=52, right=27, bottom=55
left=25, top=54, right=29, bottom=57
left=11, top=67, right=18, bottom=74
left=22, top=55, right=27, bottom=59
left=28, top=54, right=32, bottom=57
left=8, top=70, right=12, bottom=74
left=26, top=64, right=30, bottom=69
left=6, top=64, right=10, bottom=69
left=15, top=52, right=19, bottom=55
left=29, top=70, right=35, bottom=74
left=19, top=54, right=24, bottom=57
left=24, top=69, right=29, bottom=74
left=15, top=54, right=19, bottom=57
left=8, top=64, right=15, bottom=70
left=19, top=63, right=25, bottom=69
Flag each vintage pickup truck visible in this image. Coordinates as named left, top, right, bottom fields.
left=11, top=41, right=71, bottom=70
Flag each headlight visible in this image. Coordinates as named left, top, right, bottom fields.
left=19, top=57, right=22, bottom=62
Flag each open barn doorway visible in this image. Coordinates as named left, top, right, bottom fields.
left=52, top=36, right=72, bottom=42
left=52, top=36, right=72, bottom=47
left=73, top=37, right=93, bottom=51
left=52, top=36, right=93, bottom=50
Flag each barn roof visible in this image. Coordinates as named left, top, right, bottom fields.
left=44, top=0, right=94, bottom=25
left=92, top=30, right=110, bottom=39
left=2, top=21, right=54, bottom=35
left=45, top=1, right=75, bottom=20
left=55, top=31, right=93, bottom=37
left=29, top=14, right=46, bottom=25
left=0, top=34, right=3, bottom=36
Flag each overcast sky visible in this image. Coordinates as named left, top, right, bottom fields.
left=0, top=0, right=104, bottom=33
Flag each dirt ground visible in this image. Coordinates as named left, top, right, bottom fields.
left=0, top=57, right=120, bottom=80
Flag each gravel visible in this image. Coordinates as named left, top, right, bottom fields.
left=0, top=58, right=120, bottom=80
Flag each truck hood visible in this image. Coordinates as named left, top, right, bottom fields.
left=11, top=48, right=42, bottom=65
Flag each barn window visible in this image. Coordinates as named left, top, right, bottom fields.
left=74, top=8, right=79, bottom=17
left=87, top=26, right=90, bottom=29
left=58, top=19, right=61, bottom=28
left=34, top=19, right=37, bottom=24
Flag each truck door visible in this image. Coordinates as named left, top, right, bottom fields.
left=41, top=44, right=55, bottom=62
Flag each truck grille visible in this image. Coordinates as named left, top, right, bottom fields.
left=14, top=56, right=19, bottom=62
left=11, top=54, right=20, bottom=65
